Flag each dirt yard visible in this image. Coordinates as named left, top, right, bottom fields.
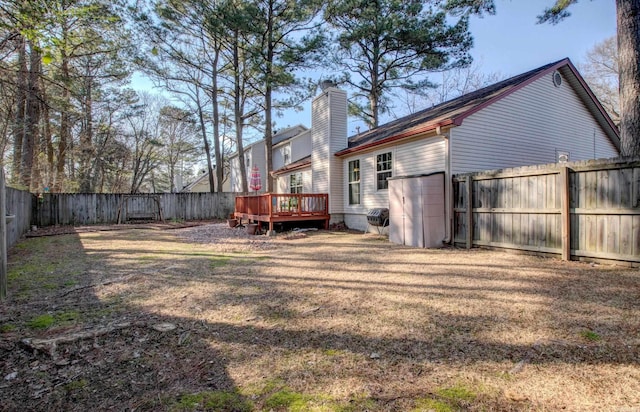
left=1, top=222, right=639, bottom=411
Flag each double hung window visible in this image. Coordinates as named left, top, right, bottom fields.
left=376, top=152, right=392, bottom=190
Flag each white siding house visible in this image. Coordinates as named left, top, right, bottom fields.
left=272, top=129, right=313, bottom=193
left=227, top=58, right=620, bottom=244
left=335, top=59, right=620, bottom=238
left=228, top=125, right=310, bottom=193
left=449, top=70, right=617, bottom=174
left=342, top=137, right=446, bottom=229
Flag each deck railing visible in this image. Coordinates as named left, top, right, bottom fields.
left=234, top=193, right=328, bottom=217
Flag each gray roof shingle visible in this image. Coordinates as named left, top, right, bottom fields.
left=339, top=58, right=588, bottom=155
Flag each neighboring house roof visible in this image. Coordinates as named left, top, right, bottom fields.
left=227, top=125, right=309, bottom=159
left=273, top=124, right=309, bottom=146
left=335, top=58, right=620, bottom=157
left=180, top=171, right=211, bottom=192
left=271, top=155, right=311, bottom=176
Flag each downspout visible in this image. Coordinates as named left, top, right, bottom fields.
left=442, top=131, right=452, bottom=244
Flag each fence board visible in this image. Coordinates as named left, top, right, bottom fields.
left=453, top=157, right=640, bottom=265
left=585, top=171, right=597, bottom=209
left=4, top=187, right=34, bottom=249
left=620, top=215, right=633, bottom=256
left=585, top=214, right=597, bottom=252
left=597, top=170, right=608, bottom=209
left=573, top=214, right=583, bottom=251
left=635, top=168, right=640, bottom=208
left=35, top=192, right=235, bottom=227
left=607, top=215, right=619, bottom=253
left=634, top=215, right=640, bottom=256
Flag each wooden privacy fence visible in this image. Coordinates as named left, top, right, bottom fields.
left=35, top=192, right=236, bottom=227
left=6, top=187, right=34, bottom=248
left=1, top=173, right=35, bottom=299
left=453, top=157, right=640, bottom=266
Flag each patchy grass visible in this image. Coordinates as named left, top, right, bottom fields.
left=170, top=391, right=252, bottom=412
left=26, top=314, right=55, bottom=329
left=412, top=384, right=477, bottom=412
left=580, top=329, right=602, bottom=341
left=210, top=255, right=232, bottom=268
left=64, top=379, right=88, bottom=392
left=258, top=382, right=341, bottom=412
left=55, top=310, right=80, bottom=322
left=1, top=225, right=639, bottom=411
left=0, top=323, right=16, bottom=333
left=6, top=234, right=86, bottom=300
left=26, top=311, right=80, bottom=329
left=436, top=384, right=477, bottom=403
left=413, top=398, right=454, bottom=412
left=264, top=388, right=311, bottom=411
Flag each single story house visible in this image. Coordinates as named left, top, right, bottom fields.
left=230, top=58, right=620, bottom=245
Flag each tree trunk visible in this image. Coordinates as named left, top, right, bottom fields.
left=264, top=0, right=275, bottom=193
left=195, top=87, right=215, bottom=193
left=370, top=38, right=381, bottom=128
left=56, top=42, right=71, bottom=192
left=12, top=36, right=26, bottom=186
left=21, top=42, right=41, bottom=190
left=233, top=33, right=248, bottom=193
left=78, top=78, right=94, bottom=192
left=40, top=74, right=54, bottom=191
left=211, top=44, right=223, bottom=193
left=617, top=0, right=640, bottom=157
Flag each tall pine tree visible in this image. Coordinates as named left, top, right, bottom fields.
left=325, top=0, right=495, bottom=128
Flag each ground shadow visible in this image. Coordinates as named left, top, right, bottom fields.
left=0, top=232, right=250, bottom=411
left=1, top=226, right=639, bottom=411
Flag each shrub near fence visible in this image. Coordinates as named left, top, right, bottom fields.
left=453, top=157, right=640, bottom=266
left=35, top=192, right=236, bottom=227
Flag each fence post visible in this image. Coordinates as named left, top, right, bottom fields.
left=465, top=175, right=473, bottom=249
left=560, top=166, right=571, bottom=261
left=0, top=169, right=6, bottom=300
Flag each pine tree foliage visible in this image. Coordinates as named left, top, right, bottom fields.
left=325, top=0, right=495, bottom=128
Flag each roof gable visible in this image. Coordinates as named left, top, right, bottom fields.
left=229, top=124, right=309, bottom=158
left=336, top=58, right=619, bottom=156
left=180, top=170, right=211, bottom=192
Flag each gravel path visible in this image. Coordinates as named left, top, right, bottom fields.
left=173, top=222, right=282, bottom=252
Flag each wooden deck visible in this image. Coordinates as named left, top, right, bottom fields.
left=234, top=193, right=330, bottom=232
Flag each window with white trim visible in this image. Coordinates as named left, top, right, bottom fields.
left=376, top=152, right=392, bottom=190
left=282, top=144, right=291, bottom=165
left=348, top=160, right=360, bottom=205
left=290, top=172, right=303, bottom=193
